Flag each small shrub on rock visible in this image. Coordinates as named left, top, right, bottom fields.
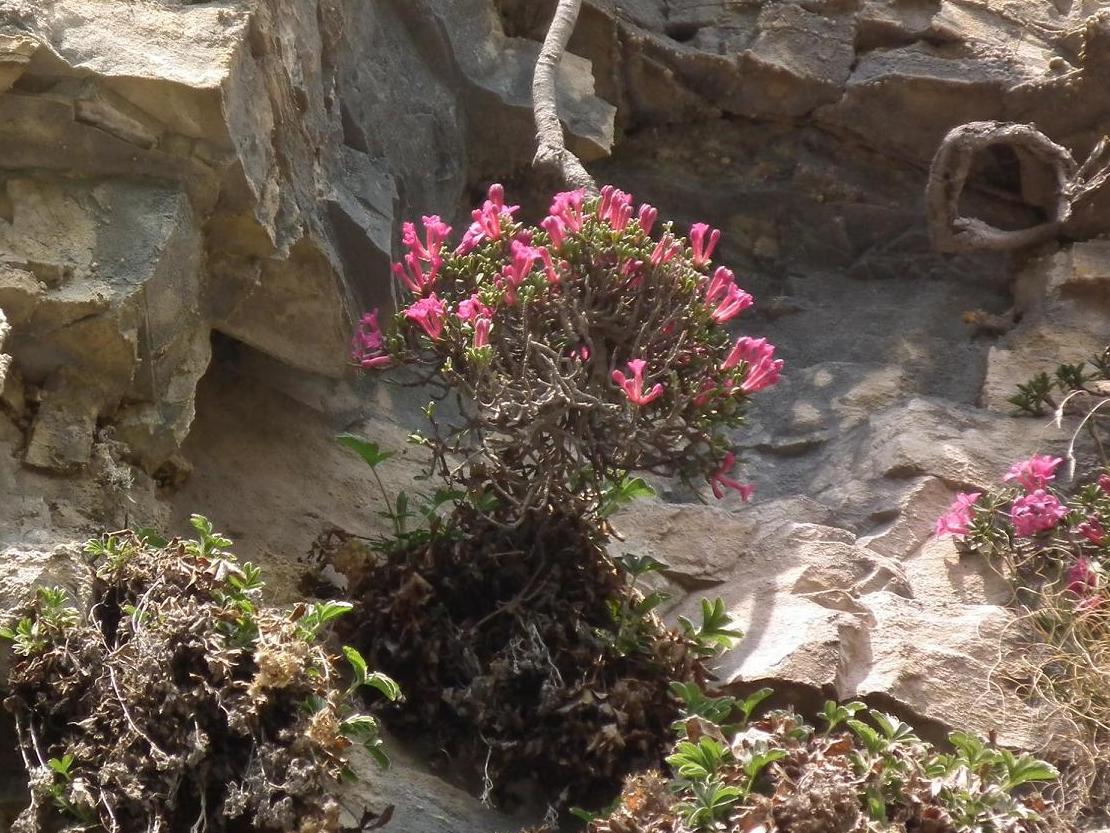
left=588, top=694, right=1056, bottom=833
left=1, top=517, right=398, bottom=833
left=936, top=356, right=1109, bottom=822
left=338, top=184, right=773, bottom=808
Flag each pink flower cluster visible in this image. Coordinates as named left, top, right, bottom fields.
left=1003, top=454, right=1063, bottom=491
left=355, top=182, right=787, bottom=506
left=350, top=310, right=391, bottom=369
left=456, top=184, right=519, bottom=255
left=1010, top=489, right=1068, bottom=538
left=935, top=492, right=981, bottom=538
left=721, top=337, right=783, bottom=393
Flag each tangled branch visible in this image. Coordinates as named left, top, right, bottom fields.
left=926, top=121, right=1110, bottom=253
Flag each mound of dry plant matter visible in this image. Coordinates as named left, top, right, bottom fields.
left=4, top=526, right=390, bottom=833
left=331, top=505, right=705, bottom=808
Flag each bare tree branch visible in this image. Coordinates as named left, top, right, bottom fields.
left=532, top=0, right=599, bottom=196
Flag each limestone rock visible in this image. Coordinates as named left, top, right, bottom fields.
left=981, top=244, right=1110, bottom=413
left=0, top=308, right=9, bottom=392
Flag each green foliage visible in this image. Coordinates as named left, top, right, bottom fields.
left=1008, top=347, right=1110, bottom=416
left=679, top=597, right=744, bottom=658
left=0, top=586, right=78, bottom=656
left=598, top=473, right=656, bottom=519
left=593, top=692, right=1057, bottom=833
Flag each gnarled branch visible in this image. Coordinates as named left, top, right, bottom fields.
left=532, top=0, right=599, bottom=196
left=927, top=120, right=1110, bottom=253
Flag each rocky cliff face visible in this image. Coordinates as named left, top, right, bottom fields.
left=1, top=0, right=1109, bottom=830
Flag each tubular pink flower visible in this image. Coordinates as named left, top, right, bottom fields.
left=597, top=185, right=633, bottom=232
left=1003, top=454, right=1064, bottom=491
left=456, top=294, right=492, bottom=323
left=638, top=203, right=658, bottom=236
left=570, top=344, right=591, bottom=362
left=392, top=252, right=441, bottom=295
left=549, top=189, right=586, bottom=232
left=499, top=240, right=541, bottom=303
left=473, top=316, right=491, bottom=349
left=934, top=492, right=981, bottom=538
left=454, top=183, right=520, bottom=254
left=402, top=215, right=452, bottom=262
left=1011, top=489, right=1068, bottom=537
left=1078, top=516, right=1105, bottom=545
left=720, top=337, right=783, bottom=393
left=1099, top=473, right=1110, bottom=494
left=1067, top=557, right=1099, bottom=596
left=350, top=309, right=392, bottom=368
left=611, top=358, right=664, bottom=406
left=650, top=234, right=680, bottom=266
left=404, top=293, right=447, bottom=341
left=541, top=215, right=566, bottom=248
left=690, top=222, right=720, bottom=269
left=539, top=247, right=560, bottom=284
left=706, top=267, right=735, bottom=304
left=711, top=283, right=754, bottom=324
left=709, top=452, right=754, bottom=501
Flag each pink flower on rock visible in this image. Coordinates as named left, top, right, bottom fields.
left=570, top=344, right=591, bottom=362
left=934, top=492, right=981, bottom=538
left=637, top=203, right=658, bottom=236
left=499, top=239, right=542, bottom=303
left=456, top=294, right=492, bottom=323
left=402, top=215, right=451, bottom=262
left=1077, top=516, right=1105, bottom=546
left=1011, top=489, right=1068, bottom=538
left=597, top=185, right=633, bottom=232
left=541, top=215, right=567, bottom=248
left=1099, top=473, right=1110, bottom=495
left=650, top=234, right=681, bottom=266
left=350, top=309, right=392, bottom=368
left=711, top=283, right=754, bottom=325
left=455, top=183, right=520, bottom=254
left=392, top=252, right=441, bottom=295
left=549, top=189, right=586, bottom=232
left=1067, top=557, right=1099, bottom=596
left=1003, top=454, right=1064, bottom=491
left=720, top=337, right=783, bottom=393
left=473, top=317, right=491, bottom=349
left=689, top=223, right=720, bottom=269
left=612, top=359, right=664, bottom=406
left=539, top=248, right=561, bottom=284
left=404, top=293, right=447, bottom=341
left=709, top=452, right=754, bottom=501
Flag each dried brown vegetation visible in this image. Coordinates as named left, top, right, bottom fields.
left=330, top=505, right=705, bottom=809
left=3, top=525, right=388, bottom=833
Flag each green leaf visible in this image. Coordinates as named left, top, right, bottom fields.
left=343, top=645, right=369, bottom=685
left=737, top=687, right=774, bottom=725
left=336, top=433, right=395, bottom=469
left=365, top=672, right=402, bottom=702
left=999, top=750, right=1058, bottom=790
left=847, top=719, right=884, bottom=755
left=743, top=747, right=787, bottom=781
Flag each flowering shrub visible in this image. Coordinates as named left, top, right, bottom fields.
left=352, top=184, right=781, bottom=516
left=936, top=452, right=1110, bottom=819
left=937, top=455, right=1109, bottom=596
